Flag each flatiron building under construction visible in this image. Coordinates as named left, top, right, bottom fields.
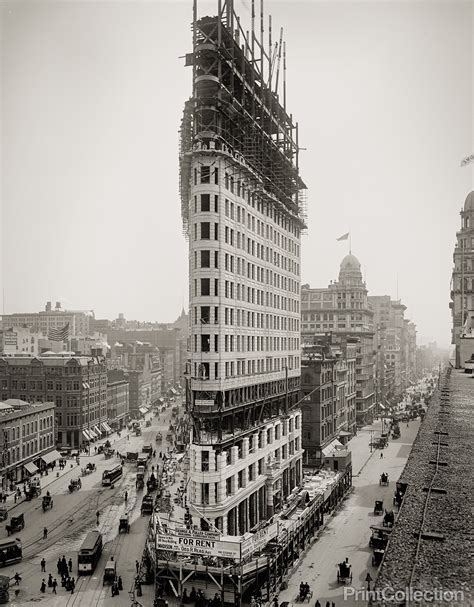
left=181, top=0, right=306, bottom=536
left=149, top=1, right=352, bottom=602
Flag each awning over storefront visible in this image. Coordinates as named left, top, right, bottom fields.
left=93, top=425, right=102, bottom=436
left=24, top=461, right=38, bottom=475
left=322, top=439, right=344, bottom=457
left=379, top=404, right=386, bottom=410
left=88, top=428, right=98, bottom=440
left=338, top=431, right=352, bottom=437
left=139, top=407, right=148, bottom=415
left=101, top=422, right=112, bottom=433
left=82, top=430, right=92, bottom=441
left=39, top=450, right=62, bottom=466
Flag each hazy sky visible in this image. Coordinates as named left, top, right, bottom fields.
left=1, top=0, right=473, bottom=348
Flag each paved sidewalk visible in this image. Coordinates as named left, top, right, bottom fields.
left=348, top=418, right=386, bottom=476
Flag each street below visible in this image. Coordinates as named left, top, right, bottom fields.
left=0, top=401, right=182, bottom=606
left=277, top=418, right=421, bottom=607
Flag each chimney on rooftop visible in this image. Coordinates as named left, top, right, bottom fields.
left=55, top=302, right=61, bottom=310
left=46, top=301, right=52, bottom=312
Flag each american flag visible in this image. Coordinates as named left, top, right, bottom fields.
left=48, top=322, right=70, bottom=341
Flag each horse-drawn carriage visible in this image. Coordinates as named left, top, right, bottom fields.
left=141, top=495, right=154, bottom=515
left=119, top=514, right=130, bottom=534
left=82, top=463, right=96, bottom=476
left=379, top=473, right=389, bottom=486
left=6, top=513, right=24, bottom=536
left=103, top=560, right=117, bottom=585
left=383, top=510, right=395, bottom=528
left=374, top=500, right=384, bottom=516
left=295, top=583, right=312, bottom=602
left=337, top=560, right=352, bottom=584
left=369, top=525, right=392, bottom=567
left=146, top=475, right=158, bottom=492
left=25, top=485, right=41, bottom=501
left=136, top=473, right=145, bottom=491
left=68, top=478, right=82, bottom=493
left=42, top=494, right=53, bottom=512
left=369, top=525, right=392, bottom=550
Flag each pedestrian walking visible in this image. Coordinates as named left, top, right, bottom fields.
left=14, top=492, right=17, bottom=504
left=52, top=579, right=58, bottom=594
left=48, top=573, right=53, bottom=587
left=96, top=510, right=100, bottom=525
left=40, top=579, right=46, bottom=593
left=68, top=558, right=72, bottom=573
left=125, top=490, right=128, bottom=503
left=57, top=558, right=61, bottom=574
left=135, top=560, right=139, bottom=573
left=118, top=576, right=123, bottom=591
left=13, top=572, right=21, bottom=585
left=325, top=602, right=330, bottom=607
left=315, top=601, right=321, bottom=607
left=380, top=452, right=383, bottom=459
left=43, top=527, right=48, bottom=540
left=365, top=572, right=373, bottom=591
left=332, top=603, right=336, bottom=607
left=61, top=555, right=67, bottom=575
left=41, top=558, right=46, bottom=572
left=70, top=578, right=75, bottom=594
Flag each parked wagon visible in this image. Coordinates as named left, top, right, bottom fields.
left=141, top=495, right=154, bottom=515
left=374, top=500, right=384, bottom=516
left=372, top=549, right=384, bottom=567
left=147, top=475, right=158, bottom=492
left=6, top=514, right=25, bottom=536
left=42, top=494, right=53, bottom=512
left=383, top=510, right=395, bottom=528
left=25, top=485, right=41, bottom=501
left=336, top=560, right=352, bottom=584
left=369, top=525, right=392, bottom=550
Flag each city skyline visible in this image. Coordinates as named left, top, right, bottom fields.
left=2, top=0, right=473, bottom=348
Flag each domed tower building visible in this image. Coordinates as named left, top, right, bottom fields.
left=450, top=191, right=474, bottom=367
left=301, top=253, right=375, bottom=433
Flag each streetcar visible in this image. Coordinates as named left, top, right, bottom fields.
left=78, top=531, right=103, bottom=574
left=0, top=538, right=22, bottom=568
left=102, top=464, right=123, bottom=486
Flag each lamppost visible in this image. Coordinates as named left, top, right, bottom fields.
left=369, top=429, right=374, bottom=453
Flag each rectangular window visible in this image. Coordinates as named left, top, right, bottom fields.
left=201, top=166, right=210, bottom=184
left=200, top=306, right=210, bottom=323
left=201, top=194, right=210, bottom=212
left=201, top=222, right=210, bottom=239
left=201, top=250, right=210, bottom=268
left=201, top=278, right=210, bottom=296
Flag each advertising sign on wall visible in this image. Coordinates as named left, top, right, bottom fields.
left=156, top=532, right=241, bottom=560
